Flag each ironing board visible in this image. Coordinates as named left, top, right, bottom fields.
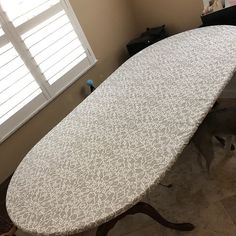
left=6, top=26, right=236, bottom=236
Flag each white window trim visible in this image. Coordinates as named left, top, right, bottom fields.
left=0, top=0, right=97, bottom=143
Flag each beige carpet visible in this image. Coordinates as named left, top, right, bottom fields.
left=70, top=138, right=236, bottom=236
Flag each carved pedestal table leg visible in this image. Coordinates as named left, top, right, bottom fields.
left=96, top=202, right=194, bottom=236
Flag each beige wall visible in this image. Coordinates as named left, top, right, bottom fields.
left=0, top=0, right=204, bottom=183
left=0, top=0, right=138, bottom=183
left=130, top=0, right=203, bottom=34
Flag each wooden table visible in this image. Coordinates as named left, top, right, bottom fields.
left=6, top=26, right=236, bottom=236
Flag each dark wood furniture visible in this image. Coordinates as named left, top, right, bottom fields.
left=201, top=5, right=236, bottom=26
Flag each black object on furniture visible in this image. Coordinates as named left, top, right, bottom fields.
left=86, top=80, right=96, bottom=93
left=127, top=25, right=168, bottom=56
left=201, top=5, right=236, bottom=26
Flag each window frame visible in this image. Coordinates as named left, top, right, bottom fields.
left=0, top=0, right=97, bottom=143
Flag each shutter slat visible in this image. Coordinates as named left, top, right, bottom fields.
left=48, top=53, right=87, bottom=85
left=0, top=57, right=24, bottom=80
left=28, top=24, right=74, bottom=57
left=0, top=70, right=29, bottom=93
left=17, top=4, right=62, bottom=36
left=0, top=83, right=40, bottom=119
left=0, top=41, right=42, bottom=125
left=21, top=9, right=86, bottom=84
left=33, top=29, right=74, bottom=58
left=0, top=88, right=41, bottom=125
left=0, top=46, right=18, bottom=66
left=0, top=64, right=25, bottom=82
left=22, top=10, right=64, bottom=40
left=13, top=0, right=59, bottom=24
left=0, top=54, right=18, bottom=68
left=13, top=0, right=51, bottom=19
left=0, top=76, right=35, bottom=105
left=0, top=43, right=12, bottom=55
left=24, top=14, right=71, bottom=49
left=42, top=43, right=84, bottom=74
left=38, top=37, right=81, bottom=68
left=30, top=21, right=71, bottom=50
left=1, top=0, right=60, bottom=27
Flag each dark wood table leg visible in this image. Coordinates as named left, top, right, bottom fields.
left=96, top=202, right=194, bottom=236
left=215, top=136, right=235, bottom=151
left=0, top=226, right=17, bottom=236
left=159, top=183, right=173, bottom=188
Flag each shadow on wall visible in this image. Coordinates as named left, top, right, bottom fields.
left=130, top=0, right=203, bottom=34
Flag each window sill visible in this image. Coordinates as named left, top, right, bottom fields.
left=0, top=59, right=97, bottom=144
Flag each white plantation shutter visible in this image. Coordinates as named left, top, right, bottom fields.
left=0, top=42, right=43, bottom=125
left=21, top=8, right=87, bottom=85
left=0, top=0, right=96, bottom=142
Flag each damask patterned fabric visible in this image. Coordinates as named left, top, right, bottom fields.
left=6, top=26, right=236, bottom=236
